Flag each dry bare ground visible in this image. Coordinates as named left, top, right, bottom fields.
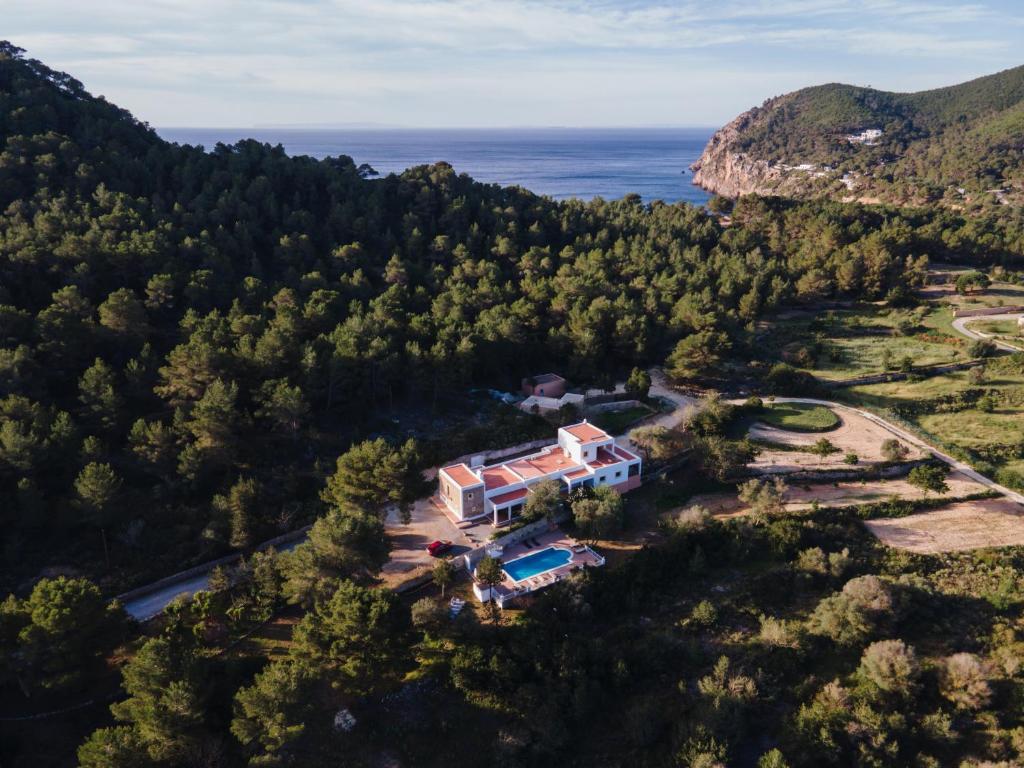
left=685, top=470, right=987, bottom=518
left=865, top=498, right=1024, bottom=553
left=748, top=408, right=925, bottom=473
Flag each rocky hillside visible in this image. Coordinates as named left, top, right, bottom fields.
left=693, top=65, right=1024, bottom=208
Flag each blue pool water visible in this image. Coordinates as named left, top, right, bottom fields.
left=502, top=547, right=572, bottom=582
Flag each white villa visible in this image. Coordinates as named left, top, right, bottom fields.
left=438, top=421, right=642, bottom=525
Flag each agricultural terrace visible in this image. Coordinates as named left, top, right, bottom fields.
left=688, top=470, right=988, bottom=517
left=921, top=268, right=1024, bottom=311
left=739, top=401, right=924, bottom=473
left=866, top=498, right=1024, bottom=553
left=845, top=354, right=1024, bottom=491
left=760, top=305, right=965, bottom=381
left=970, top=318, right=1023, bottom=341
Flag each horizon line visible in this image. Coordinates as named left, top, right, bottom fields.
left=156, top=124, right=720, bottom=132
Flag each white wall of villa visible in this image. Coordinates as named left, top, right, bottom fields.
left=438, top=420, right=642, bottom=524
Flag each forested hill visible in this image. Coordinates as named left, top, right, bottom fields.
left=1, top=38, right=1024, bottom=599
left=692, top=64, right=1024, bottom=209
left=8, top=38, right=1024, bottom=768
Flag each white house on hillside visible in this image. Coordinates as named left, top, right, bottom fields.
left=438, top=421, right=642, bottom=525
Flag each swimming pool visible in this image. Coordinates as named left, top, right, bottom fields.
left=502, top=547, right=572, bottom=582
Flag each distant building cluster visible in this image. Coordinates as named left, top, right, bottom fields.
left=845, top=128, right=883, bottom=145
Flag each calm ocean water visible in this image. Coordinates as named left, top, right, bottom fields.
left=157, top=127, right=714, bottom=205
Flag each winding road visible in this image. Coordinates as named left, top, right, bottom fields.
left=121, top=371, right=1021, bottom=620
left=123, top=369, right=698, bottom=621
left=768, top=397, right=1024, bottom=506
left=951, top=313, right=1024, bottom=353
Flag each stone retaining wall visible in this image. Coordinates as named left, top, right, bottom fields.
left=824, top=359, right=985, bottom=388
left=952, top=305, right=1024, bottom=319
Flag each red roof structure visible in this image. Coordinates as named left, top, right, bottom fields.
left=440, top=463, right=482, bottom=488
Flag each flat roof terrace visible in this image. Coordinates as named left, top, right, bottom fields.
left=481, top=465, right=521, bottom=491
left=505, top=446, right=581, bottom=480
left=441, top=463, right=483, bottom=488
left=562, top=422, right=611, bottom=445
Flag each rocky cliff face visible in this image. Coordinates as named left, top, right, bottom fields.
left=690, top=102, right=826, bottom=199
left=691, top=66, right=1024, bottom=207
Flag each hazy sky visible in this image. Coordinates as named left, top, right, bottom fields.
left=7, top=0, right=1023, bottom=128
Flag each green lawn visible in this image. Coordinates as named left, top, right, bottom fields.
left=757, top=402, right=840, bottom=432
left=591, top=404, right=653, bottom=434
left=763, top=305, right=964, bottom=381
left=844, top=360, right=1024, bottom=477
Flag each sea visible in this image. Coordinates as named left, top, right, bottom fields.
left=157, top=127, right=715, bottom=206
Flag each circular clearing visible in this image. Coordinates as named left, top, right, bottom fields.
left=756, top=403, right=840, bottom=432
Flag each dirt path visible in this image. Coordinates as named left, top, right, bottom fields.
left=621, top=368, right=700, bottom=438
left=765, top=398, right=1024, bottom=507
left=865, top=498, right=1024, bottom=553
left=951, top=313, right=1024, bottom=353
left=689, top=470, right=987, bottom=517
left=748, top=408, right=924, bottom=472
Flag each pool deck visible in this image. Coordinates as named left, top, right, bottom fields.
left=486, top=529, right=605, bottom=606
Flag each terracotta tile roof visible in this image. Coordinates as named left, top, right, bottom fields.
left=506, top=446, right=581, bottom=480
left=563, top=421, right=611, bottom=444
left=481, top=465, right=521, bottom=491
left=588, top=447, right=623, bottom=468
left=505, top=457, right=544, bottom=480
left=490, top=487, right=529, bottom=506
left=440, top=463, right=482, bottom=488
left=524, top=449, right=580, bottom=476
left=612, top=444, right=640, bottom=462
left=564, top=467, right=593, bottom=481
left=530, top=373, right=566, bottom=384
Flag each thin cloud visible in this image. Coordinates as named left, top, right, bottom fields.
left=4, top=0, right=1019, bottom=126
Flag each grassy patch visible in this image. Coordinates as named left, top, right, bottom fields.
left=846, top=362, right=1024, bottom=451
left=972, top=319, right=1021, bottom=337
left=757, top=402, right=840, bottom=432
left=932, top=280, right=1024, bottom=310
left=842, top=357, right=1024, bottom=485
left=762, top=305, right=964, bottom=381
left=590, top=404, right=653, bottom=434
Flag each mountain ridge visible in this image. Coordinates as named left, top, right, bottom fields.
left=692, top=65, right=1024, bottom=208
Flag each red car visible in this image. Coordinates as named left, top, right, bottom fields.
left=427, top=539, right=453, bottom=557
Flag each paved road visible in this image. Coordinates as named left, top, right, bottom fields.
left=769, top=397, right=1024, bottom=507
left=951, top=313, right=1024, bottom=353
left=123, top=375, right=1024, bottom=619
left=617, top=368, right=701, bottom=447
left=123, top=536, right=304, bottom=621
left=124, top=369, right=691, bottom=620
left=124, top=571, right=228, bottom=621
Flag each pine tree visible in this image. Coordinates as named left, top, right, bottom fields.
left=74, top=462, right=122, bottom=568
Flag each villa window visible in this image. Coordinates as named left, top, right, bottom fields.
left=615, top=471, right=622, bottom=478
left=467, top=492, right=474, bottom=499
